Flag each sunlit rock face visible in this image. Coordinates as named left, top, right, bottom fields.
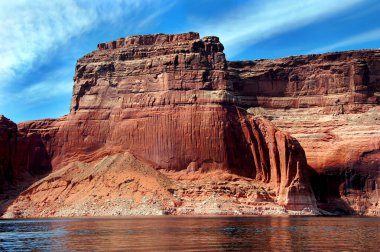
left=12, top=32, right=313, bottom=211
left=2, top=32, right=379, bottom=216
left=228, top=50, right=380, bottom=215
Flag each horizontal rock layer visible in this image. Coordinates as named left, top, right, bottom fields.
left=2, top=32, right=379, bottom=216
left=230, top=50, right=380, bottom=215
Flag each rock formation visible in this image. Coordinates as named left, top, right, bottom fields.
left=1, top=32, right=379, bottom=217
left=0, top=116, right=17, bottom=193
left=228, top=50, right=380, bottom=215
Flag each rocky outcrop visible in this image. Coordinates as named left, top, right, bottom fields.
left=0, top=33, right=318, bottom=217
left=0, top=116, right=17, bottom=192
left=229, top=51, right=380, bottom=215
left=2, top=32, right=378, bottom=217
left=3, top=151, right=315, bottom=218
left=16, top=119, right=54, bottom=177
left=228, top=50, right=379, bottom=107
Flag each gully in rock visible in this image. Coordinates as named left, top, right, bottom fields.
left=0, top=32, right=379, bottom=218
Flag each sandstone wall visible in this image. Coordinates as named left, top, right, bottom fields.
left=229, top=50, right=380, bottom=214
left=0, top=116, right=17, bottom=192
left=7, top=32, right=379, bottom=214
left=13, top=33, right=315, bottom=209
left=229, top=50, right=379, bottom=110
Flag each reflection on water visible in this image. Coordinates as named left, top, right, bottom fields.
left=0, top=217, right=378, bottom=251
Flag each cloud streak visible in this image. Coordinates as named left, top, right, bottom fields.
left=196, top=0, right=364, bottom=57
left=309, top=28, right=380, bottom=54
left=0, top=0, right=151, bottom=85
left=15, top=70, right=73, bottom=105
left=137, top=2, right=177, bottom=29
left=0, top=66, right=73, bottom=107
left=0, top=0, right=174, bottom=114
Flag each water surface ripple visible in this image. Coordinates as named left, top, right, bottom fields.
left=0, top=217, right=378, bottom=251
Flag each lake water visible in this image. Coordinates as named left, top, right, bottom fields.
left=0, top=216, right=378, bottom=251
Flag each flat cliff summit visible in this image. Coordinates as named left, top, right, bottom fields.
left=0, top=32, right=379, bottom=217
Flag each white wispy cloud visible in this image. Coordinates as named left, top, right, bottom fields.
left=196, top=0, right=364, bottom=57
left=16, top=70, right=73, bottom=105
left=137, top=2, right=177, bottom=29
left=309, top=28, right=380, bottom=54
left=0, top=67, right=73, bottom=107
left=0, top=0, right=174, bottom=114
left=0, top=0, right=153, bottom=85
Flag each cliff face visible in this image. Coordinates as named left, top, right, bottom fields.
left=1, top=32, right=378, bottom=217
left=229, top=51, right=380, bottom=215
left=0, top=116, right=17, bottom=193
left=229, top=50, right=379, bottom=109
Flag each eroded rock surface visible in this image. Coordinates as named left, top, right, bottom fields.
left=0, top=116, right=17, bottom=192
left=230, top=51, right=380, bottom=215
left=1, top=32, right=379, bottom=217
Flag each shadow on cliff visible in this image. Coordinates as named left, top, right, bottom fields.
left=223, top=105, right=257, bottom=179
left=222, top=105, right=361, bottom=215
left=306, top=165, right=356, bottom=215
left=0, top=134, right=52, bottom=217
left=282, top=137, right=356, bottom=215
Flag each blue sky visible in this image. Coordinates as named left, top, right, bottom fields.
left=1, top=0, right=379, bottom=123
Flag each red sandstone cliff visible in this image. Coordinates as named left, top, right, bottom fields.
left=0, top=116, right=17, bottom=193
left=228, top=50, right=380, bottom=215
left=1, top=32, right=378, bottom=217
